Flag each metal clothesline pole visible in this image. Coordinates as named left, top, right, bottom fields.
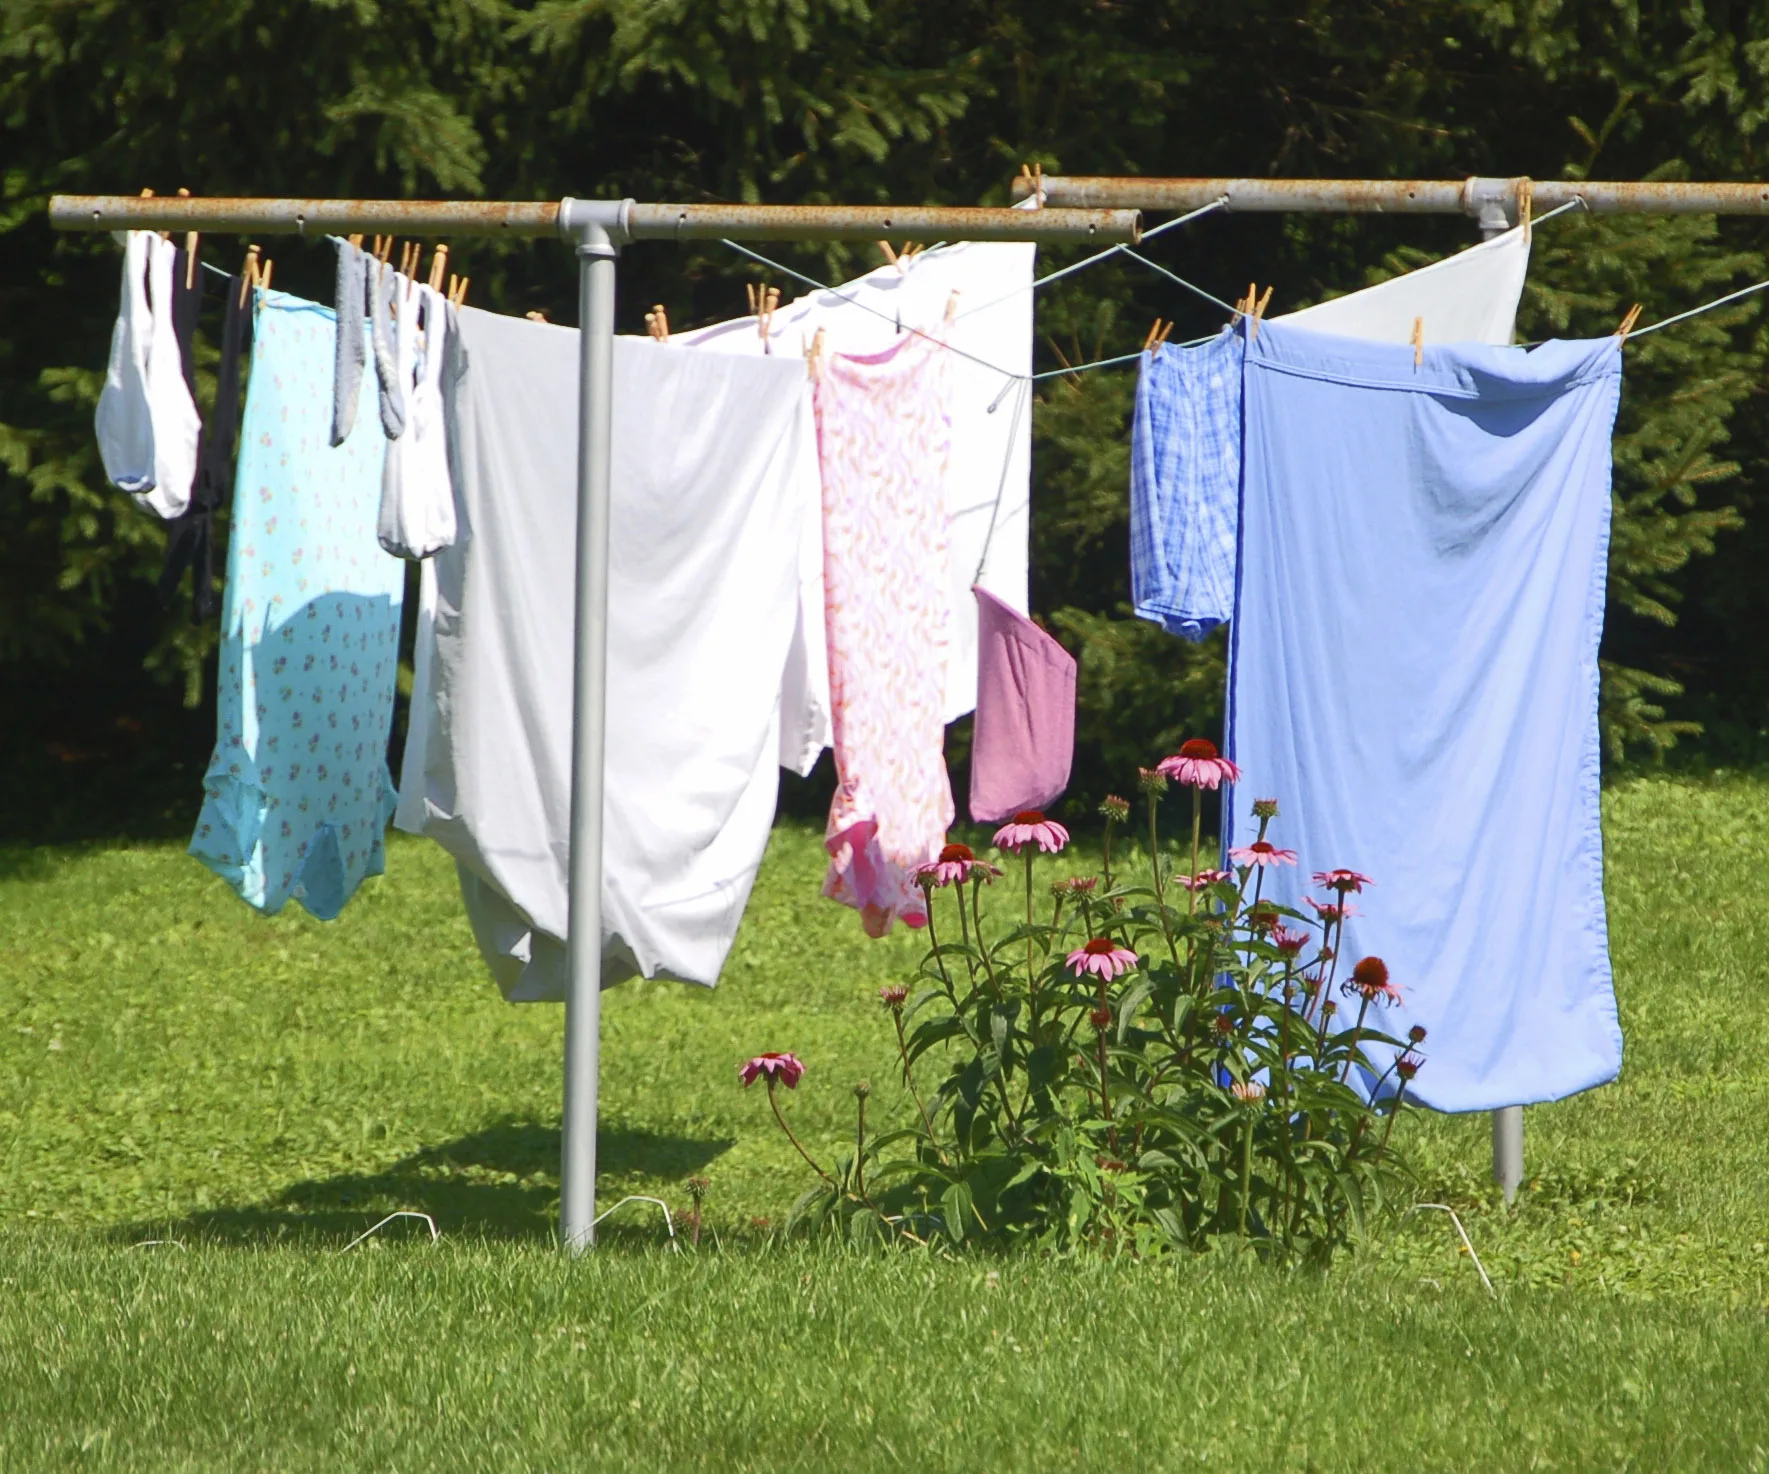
left=1012, top=173, right=1769, bottom=221
left=48, top=191, right=1140, bottom=1254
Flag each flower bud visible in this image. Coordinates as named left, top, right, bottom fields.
left=1136, top=766, right=1168, bottom=796
left=1251, top=797, right=1280, bottom=819
left=1408, top=1024, right=1427, bottom=1044
left=1089, top=1005, right=1112, bottom=1032
left=1099, top=794, right=1130, bottom=823
left=878, top=983, right=908, bottom=1011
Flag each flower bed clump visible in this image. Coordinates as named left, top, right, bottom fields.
left=744, top=740, right=1426, bottom=1259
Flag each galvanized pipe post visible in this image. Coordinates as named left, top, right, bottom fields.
left=555, top=197, right=631, bottom=1252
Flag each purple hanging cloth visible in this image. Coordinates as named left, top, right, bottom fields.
left=968, top=586, right=1077, bottom=823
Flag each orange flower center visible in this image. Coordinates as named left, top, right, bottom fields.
left=1250, top=841, right=1274, bottom=853
left=1179, top=738, right=1218, bottom=759
left=1083, top=938, right=1118, bottom=955
left=1012, top=810, right=1046, bottom=825
left=1352, top=956, right=1390, bottom=989
left=938, top=842, right=974, bottom=863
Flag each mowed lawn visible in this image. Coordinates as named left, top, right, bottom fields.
left=2, top=775, right=1767, bottom=1469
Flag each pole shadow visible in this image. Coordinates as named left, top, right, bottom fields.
left=116, top=1118, right=733, bottom=1247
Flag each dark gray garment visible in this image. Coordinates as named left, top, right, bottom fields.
left=330, top=239, right=367, bottom=446
left=369, top=259, right=406, bottom=439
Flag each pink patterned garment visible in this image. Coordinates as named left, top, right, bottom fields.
left=815, top=333, right=955, bottom=936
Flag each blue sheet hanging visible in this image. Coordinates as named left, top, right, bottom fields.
left=1226, top=323, right=1624, bottom=1112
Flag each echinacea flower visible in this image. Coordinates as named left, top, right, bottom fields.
left=1214, top=1013, right=1236, bottom=1036
left=1344, top=955, right=1402, bottom=1006
left=1251, top=797, right=1280, bottom=819
left=1228, top=839, right=1298, bottom=868
left=1088, top=1005, right=1113, bottom=1031
left=1177, top=868, right=1231, bottom=893
left=1270, top=924, right=1309, bottom=956
left=914, top=841, right=1001, bottom=888
left=739, top=1052, right=806, bottom=1089
left=1066, top=937, right=1138, bottom=981
left=1312, top=868, right=1374, bottom=895
left=1395, top=1051, right=1424, bottom=1080
left=1408, top=1024, right=1428, bottom=1044
left=1156, top=738, right=1242, bottom=791
left=1305, top=896, right=1359, bottom=924
left=1230, top=1080, right=1266, bottom=1103
left=878, top=983, right=908, bottom=1011
left=1055, top=875, right=1098, bottom=896
left=1099, top=794, right=1130, bottom=823
left=994, top=810, right=1070, bottom=854
left=1136, top=766, right=1168, bottom=796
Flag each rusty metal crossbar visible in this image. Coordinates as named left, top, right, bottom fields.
left=1012, top=173, right=1769, bottom=226
left=47, top=194, right=1141, bottom=244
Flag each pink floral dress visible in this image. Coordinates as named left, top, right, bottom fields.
left=814, top=333, right=954, bottom=936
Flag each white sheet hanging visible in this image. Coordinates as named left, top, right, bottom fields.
left=678, top=239, right=1035, bottom=734
left=396, top=308, right=823, bottom=999
left=1274, top=222, right=1530, bottom=345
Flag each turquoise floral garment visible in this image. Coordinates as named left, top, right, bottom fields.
left=190, top=289, right=405, bottom=919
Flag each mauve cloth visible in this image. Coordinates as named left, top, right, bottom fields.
left=967, top=585, right=1076, bottom=822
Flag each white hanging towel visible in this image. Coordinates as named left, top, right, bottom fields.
left=1274, top=222, right=1530, bottom=345
left=396, top=308, right=824, bottom=1000
left=94, top=231, right=201, bottom=517
left=377, top=283, right=458, bottom=560
left=678, top=238, right=1035, bottom=741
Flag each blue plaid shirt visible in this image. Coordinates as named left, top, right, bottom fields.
left=1129, top=326, right=1243, bottom=642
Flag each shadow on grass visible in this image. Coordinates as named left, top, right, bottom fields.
left=118, top=1119, right=733, bottom=1247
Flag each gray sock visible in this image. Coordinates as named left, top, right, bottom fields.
left=330, top=239, right=367, bottom=446
left=370, top=260, right=407, bottom=439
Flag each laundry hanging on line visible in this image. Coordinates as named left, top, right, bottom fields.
left=95, top=230, right=202, bottom=520
left=678, top=235, right=1036, bottom=735
left=1226, top=321, right=1624, bottom=1113
left=397, top=307, right=824, bottom=997
left=189, top=288, right=406, bottom=919
left=1130, top=222, right=1532, bottom=641
left=968, top=585, right=1076, bottom=824
left=813, top=332, right=956, bottom=936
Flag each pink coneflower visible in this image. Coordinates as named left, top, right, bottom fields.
left=1251, top=797, right=1280, bottom=819
left=1056, top=875, right=1098, bottom=896
left=1066, top=937, right=1138, bottom=981
left=1344, top=956, right=1402, bottom=1006
left=1312, top=868, right=1374, bottom=895
left=1156, top=738, right=1242, bottom=791
left=1408, top=1024, right=1428, bottom=1044
left=993, top=810, right=1069, bottom=854
left=1228, top=839, right=1298, bottom=868
left=878, top=984, right=908, bottom=1011
left=1270, top=924, right=1309, bottom=957
left=1177, top=868, right=1231, bottom=893
left=1230, top=1080, right=1266, bottom=1103
left=1395, top=1051, right=1424, bottom=1080
left=1306, top=896, right=1359, bottom=924
left=1099, top=794, right=1130, bottom=823
left=914, top=841, right=1002, bottom=888
left=739, top=1052, right=806, bottom=1089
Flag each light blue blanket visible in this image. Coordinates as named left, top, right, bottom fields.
left=190, top=291, right=404, bottom=919
left=1226, top=323, right=1624, bottom=1112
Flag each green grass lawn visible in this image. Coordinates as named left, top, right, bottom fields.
left=3, top=776, right=1768, bottom=1469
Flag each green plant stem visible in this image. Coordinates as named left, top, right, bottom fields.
left=922, top=886, right=958, bottom=999
left=1102, top=818, right=1115, bottom=888
left=891, top=1011, right=946, bottom=1162
left=1238, top=1114, right=1255, bottom=1235
left=768, top=1081, right=835, bottom=1186
left=1373, top=1082, right=1408, bottom=1163
left=1025, top=846, right=1037, bottom=997
left=1189, top=786, right=1202, bottom=915
left=1148, top=795, right=1181, bottom=970
left=1339, top=996, right=1374, bottom=1084
left=971, top=878, right=1002, bottom=996
left=854, top=1090, right=867, bottom=1197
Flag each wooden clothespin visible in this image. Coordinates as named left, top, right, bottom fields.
left=237, top=243, right=261, bottom=308
left=877, top=239, right=899, bottom=270
left=525, top=310, right=549, bottom=323
left=1142, top=318, right=1174, bottom=357
left=447, top=274, right=469, bottom=308
left=644, top=303, right=671, bottom=343
left=1518, top=177, right=1533, bottom=243
left=944, top=289, right=960, bottom=326
left=1411, top=315, right=1425, bottom=368
left=403, top=241, right=423, bottom=279
left=372, top=235, right=393, bottom=264
left=1615, top=303, right=1643, bottom=343
left=806, top=326, right=826, bottom=381
left=347, top=233, right=364, bottom=250
left=1032, top=161, right=1044, bottom=205
left=1254, top=285, right=1274, bottom=322
left=176, top=188, right=199, bottom=289
left=258, top=257, right=273, bottom=291
left=427, top=244, right=449, bottom=292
